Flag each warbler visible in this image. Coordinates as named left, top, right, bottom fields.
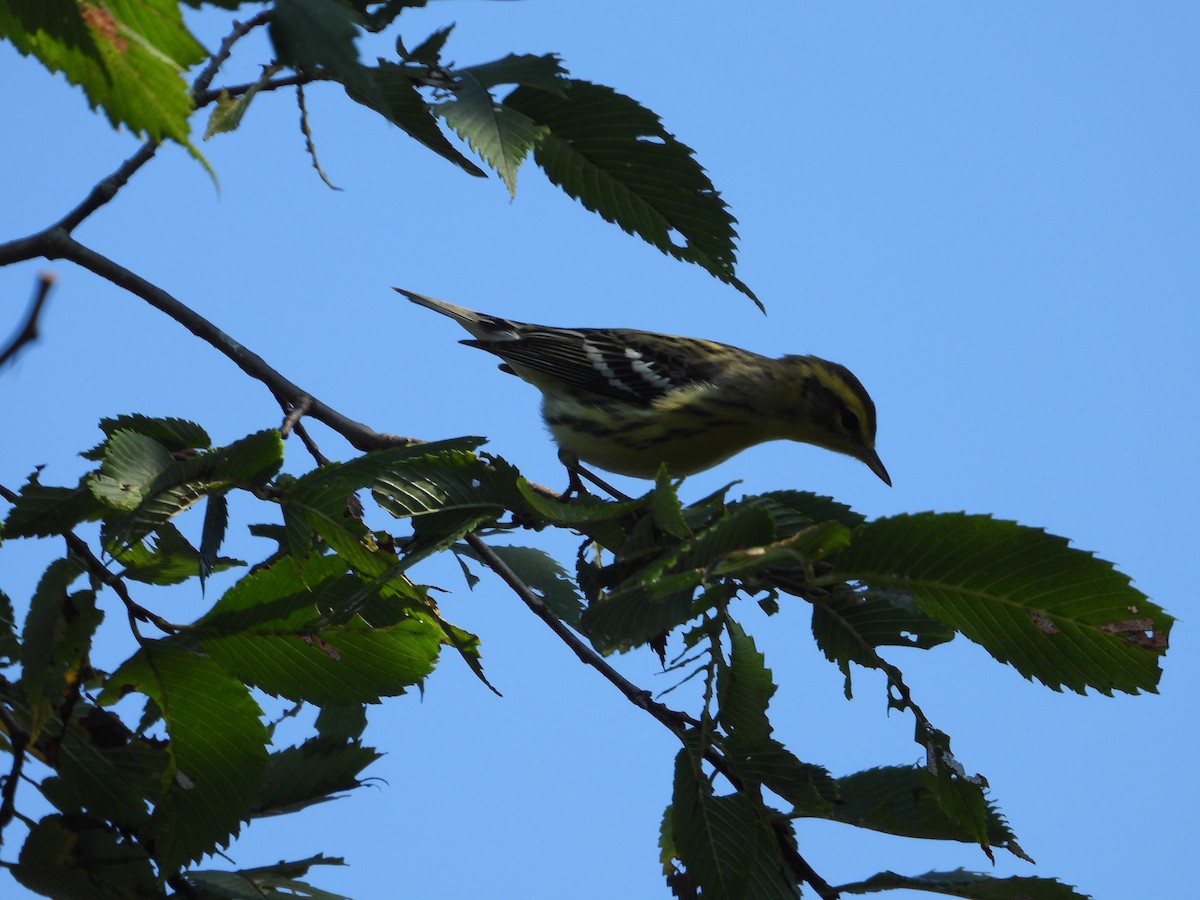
left=398, top=288, right=890, bottom=486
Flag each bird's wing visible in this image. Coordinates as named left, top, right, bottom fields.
left=464, top=328, right=729, bottom=406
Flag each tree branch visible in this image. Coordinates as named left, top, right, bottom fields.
left=36, top=232, right=412, bottom=452
left=0, top=272, right=55, bottom=369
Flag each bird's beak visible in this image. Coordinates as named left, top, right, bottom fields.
left=860, top=447, right=892, bottom=486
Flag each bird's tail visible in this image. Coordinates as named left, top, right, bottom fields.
left=395, top=287, right=516, bottom=341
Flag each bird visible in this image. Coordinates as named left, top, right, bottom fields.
left=397, top=288, right=890, bottom=487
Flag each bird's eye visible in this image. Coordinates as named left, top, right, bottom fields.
left=839, top=409, right=860, bottom=433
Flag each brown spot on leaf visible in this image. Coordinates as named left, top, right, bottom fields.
left=1099, top=618, right=1168, bottom=650
left=1028, top=610, right=1059, bottom=634
left=82, top=4, right=128, bottom=53
left=301, top=634, right=341, bottom=660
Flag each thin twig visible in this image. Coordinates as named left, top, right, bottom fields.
left=191, top=9, right=274, bottom=103
left=64, top=533, right=178, bottom=636
left=0, top=272, right=55, bottom=369
left=466, top=532, right=839, bottom=899
left=297, top=83, right=342, bottom=191
left=464, top=533, right=698, bottom=736
left=45, top=232, right=413, bottom=452
left=0, top=702, right=29, bottom=838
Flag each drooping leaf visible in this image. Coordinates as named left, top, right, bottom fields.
left=454, top=53, right=568, bottom=94
left=269, top=0, right=380, bottom=105
left=2, top=477, right=107, bottom=538
left=186, top=854, right=350, bottom=900
left=352, top=61, right=485, bottom=175
left=669, top=747, right=799, bottom=900
left=718, top=622, right=774, bottom=746
left=100, top=642, right=269, bottom=875
left=0, top=0, right=205, bottom=144
left=460, top=543, right=585, bottom=628
left=14, top=815, right=157, bottom=899
left=20, top=558, right=99, bottom=741
left=257, top=737, right=381, bottom=816
left=810, top=590, right=956, bottom=697
left=505, top=79, right=758, bottom=306
left=84, top=415, right=211, bottom=460
left=837, top=868, right=1091, bottom=899
left=798, top=766, right=1028, bottom=862
left=835, top=513, right=1171, bottom=695
left=200, top=489, right=230, bottom=584
left=437, top=72, right=548, bottom=195
left=112, top=522, right=243, bottom=586
left=0, top=590, right=18, bottom=664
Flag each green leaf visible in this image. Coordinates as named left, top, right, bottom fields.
left=352, top=62, right=485, bottom=176
left=797, top=766, right=1028, bottom=861
left=723, top=738, right=838, bottom=812
left=46, top=705, right=170, bottom=831
left=402, top=23, right=453, bottom=65
left=14, top=815, right=157, bottom=900
left=462, top=544, right=585, bottom=628
left=836, top=513, right=1171, bottom=695
left=505, top=79, right=758, bottom=306
left=200, top=616, right=441, bottom=705
left=0, top=0, right=205, bottom=144
left=718, top=622, right=774, bottom=746
left=203, top=67, right=281, bottom=140
left=21, top=558, right=99, bottom=741
left=187, top=855, right=350, bottom=900
left=837, top=868, right=1091, bottom=899
left=84, top=415, right=211, bottom=460
left=95, top=429, right=284, bottom=549
left=2, top=477, right=107, bottom=537
left=100, top=642, right=269, bottom=875
left=437, top=72, right=548, bottom=195
left=733, top=490, right=866, bottom=535
left=810, top=591, right=955, bottom=697
left=257, top=738, right=381, bottom=816
left=111, top=521, right=242, bottom=586
left=669, top=748, right=800, bottom=900
left=455, top=53, right=568, bottom=94
left=0, top=590, right=18, bottom=664
left=194, top=554, right=442, bottom=704
left=200, top=490, right=230, bottom=584
left=270, top=0, right=380, bottom=106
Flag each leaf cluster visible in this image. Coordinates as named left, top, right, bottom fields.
left=0, top=0, right=756, bottom=302
left=0, top=414, right=1169, bottom=897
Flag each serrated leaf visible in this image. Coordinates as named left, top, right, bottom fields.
left=2, top=477, right=107, bottom=537
left=269, top=0, right=380, bottom=106
left=84, top=414, right=211, bottom=459
left=461, top=544, right=585, bottom=628
left=455, top=53, right=568, bottom=94
left=0, top=0, right=205, bottom=144
left=810, top=591, right=956, bottom=697
left=100, top=642, right=269, bottom=875
left=798, top=766, right=1027, bottom=861
left=437, top=72, right=548, bottom=195
left=403, top=23, right=453, bottom=65
left=836, top=513, right=1171, bottom=695
left=47, top=705, right=169, bottom=831
left=112, top=522, right=243, bottom=586
left=187, top=855, right=350, bottom=900
left=203, top=67, right=280, bottom=140
left=257, top=738, right=381, bottom=816
left=837, top=868, right=1091, bottom=899
left=505, top=79, right=758, bottom=306
left=14, top=815, right=157, bottom=900
left=718, top=622, right=774, bottom=746
left=21, top=558, right=99, bottom=741
left=200, top=490, right=230, bottom=584
left=0, top=590, right=18, bottom=664
left=669, top=748, right=799, bottom=900
left=352, top=61, right=485, bottom=175
left=100, top=429, right=283, bottom=549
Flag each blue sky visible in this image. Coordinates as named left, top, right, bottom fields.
left=2, top=2, right=1197, bottom=898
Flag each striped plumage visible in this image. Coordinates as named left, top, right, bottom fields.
left=398, top=288, right=890, bottom=485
